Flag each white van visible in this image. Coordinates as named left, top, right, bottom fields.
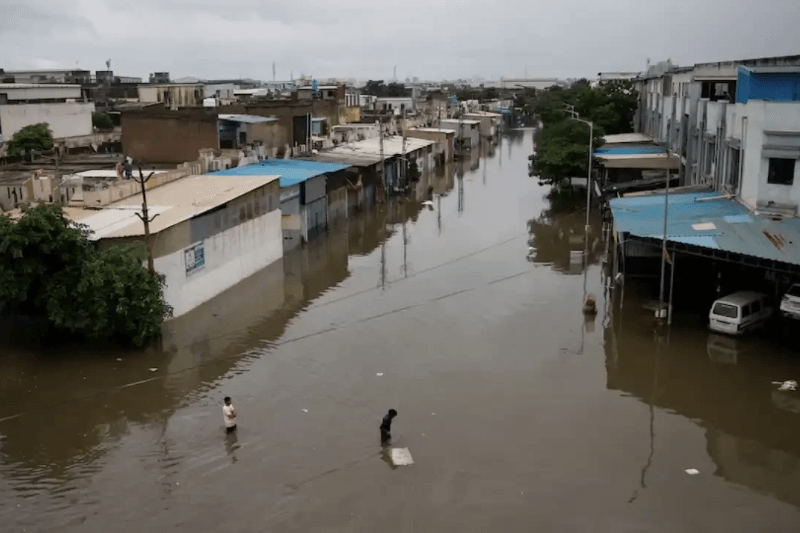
left=708, top=291, right=772, bottom=336
left=779, top=283, right=800, bottom=320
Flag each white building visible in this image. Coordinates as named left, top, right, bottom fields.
left=635, top=55, right=800, bottom=214
left=0, top=83, right=94, bottom=141
left=438, top=119, right=480, bottom=151
left=62, top=172, right=283, bottom=318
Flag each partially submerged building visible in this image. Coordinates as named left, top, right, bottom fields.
left=438, top=119, right=480, bottom=152
left=211, top=160, right=352, bottom=250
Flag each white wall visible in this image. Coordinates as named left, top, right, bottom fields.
left=0, top=85, right=81, bottom=102
left=737, top=102, right=800, bottom=210
left=154, top=209, right=283, bottom=318
left=0, top=102, right=94, bottom=138
left=203, top=83, right=235, bottom=99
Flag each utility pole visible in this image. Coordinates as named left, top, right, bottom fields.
left=401, top=106, right=407, bottom=190
left=379, top=120, right=385, bottom=201
left=659, top=165, right=671, bottom=313
left=133, top=164, right=160, bottom=275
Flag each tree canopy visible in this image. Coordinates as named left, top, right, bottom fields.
left=526, top=81, right=638, bottom=184
left=0, top=205, right=172, bottom=346
left=5, top=123, right=54, bottom=156
left=362, top=80, right=411, bottom=97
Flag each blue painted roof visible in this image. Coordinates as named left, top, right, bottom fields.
left=594, top=146, right=665, bottom=156
left=211, top=159, right=351, bottom=187
left=610, top=192, right=800, bottom=266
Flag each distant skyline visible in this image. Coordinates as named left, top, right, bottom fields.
left=2, top=0, right=799, bottom=82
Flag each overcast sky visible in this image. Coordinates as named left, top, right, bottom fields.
left=2, top=0, right=800, bottom=82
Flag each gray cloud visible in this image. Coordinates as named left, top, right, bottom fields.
left=1, top=0, right=799, bottom=81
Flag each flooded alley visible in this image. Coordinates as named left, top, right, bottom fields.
left=3, top=128, right=800, bottom=531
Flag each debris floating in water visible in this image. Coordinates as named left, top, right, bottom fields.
left=685, top=468, right=699, bottom=475
left=391, top=448, right=414, bottom=466
left=148, top=368, right=158, bottom=372
left=773, top=380, right=797, bottom=391
left=376, top=373, right=384, bottom=377
left=302, top=409, right=308, bottom=413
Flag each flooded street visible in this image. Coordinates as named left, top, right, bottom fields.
left=3, top=128, right=800, bottom=531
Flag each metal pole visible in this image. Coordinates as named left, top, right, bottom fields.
left=585, top=121, right=593, bottom=234
left=379, top=120, right=385, bottom=201
left=659, top=165, right=670, bottom=309
left=668, top=251, right=676, bottom=325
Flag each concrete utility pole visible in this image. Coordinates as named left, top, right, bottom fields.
left=401, top=107, right=407, bottom=190
left=379, top=120, right=385, bottom=199
left=134, top=164, right=160, bottom=275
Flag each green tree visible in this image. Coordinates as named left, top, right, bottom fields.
left=92, top=112, right=113, bottom=130
left=5, top=123, right=54, bottom=156
left=532, top=120, right=604, bottom=185
left=0, top=205, right=171, bottom=346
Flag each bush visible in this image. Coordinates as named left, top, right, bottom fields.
left=0, top=205, right=171, bottom=346
left=92, top=112, right=113, bottom=130
left=5, top=123, right=53, bottom=156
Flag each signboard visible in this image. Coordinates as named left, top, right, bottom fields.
left=450, top=95, right=457, bottom=105
left=184, top=242, right=205, bottom=275
left=312, top=79, right=318, bottom=94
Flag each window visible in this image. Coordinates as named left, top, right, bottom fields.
left=752, top=300, right=761, bottom=314
left=742, top=304, right=753, bottom=318
left=713, top=303, right=738, bottom=318
left=768, top=158, right=795, bottom=185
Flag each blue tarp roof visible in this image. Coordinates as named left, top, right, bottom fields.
left=211, top=159, right=351, bottom=188
left=610, top=192, right=800, bottom=266
left=594, top=146, right=665, bottom=156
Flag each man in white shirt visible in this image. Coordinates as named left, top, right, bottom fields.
left=223, top=396, right=237, bottom=433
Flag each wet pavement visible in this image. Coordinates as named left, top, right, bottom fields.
left=3, top=128, right=800, bottom=531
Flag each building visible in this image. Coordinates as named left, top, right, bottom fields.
left=608, top=54, right=800, bottom=310
left=137, top=83, right=206, bottom=108
left=210, top=160, right=352, bottom=250
left=499, top=78, right=560, bottom=90
left=0, top=83, right=94, bottom=142
left=149, top=72, right=171, bottom=84
left=407, top=127, right=456, bottom=164
left=463, top=111, right=503, bottom=140
left=594, top=132, right=680, bottom=191
left=438, top=119, right=480, bottom=151
left=121, top=108, right=284, bottom=164
left=4, top=69, right=92, bottom=85
left=634, top=55, right=800, bottom=208
left=45, top=168, right=283, bottom=317
left=595, top=72, right=641, bottom=85
left=375, top=97, right=414, bottom=115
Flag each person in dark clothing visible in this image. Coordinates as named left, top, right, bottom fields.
left=380, top=409, right=398, bottom=444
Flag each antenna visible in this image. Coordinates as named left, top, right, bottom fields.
left=106, top=58, right=111, bottom=70
left=272, top=62, right=276, bottom=81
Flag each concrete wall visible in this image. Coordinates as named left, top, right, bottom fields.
left=407, top=129, right=455, bottom=162
left=138, top=84, right=203, bottom=106
left=122, top=112, right=218, bottom=163
left=153, top=208, right=283, bottom=317
left=0, top=85, right=82, bottom=102
left=344, top=106, right=361, bottom=123
left=440, top=120, right=480, bottom=148
left=0, top=102, right=94, bottom=138
left=0, top=183, right=28, bottom=212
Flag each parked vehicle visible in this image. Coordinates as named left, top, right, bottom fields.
left=779, top=283, right=800, bottom=320
left=708, top=291, right=772, bottom=336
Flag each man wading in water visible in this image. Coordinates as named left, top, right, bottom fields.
left=223, top=397, right=237, bottom=433
left=380, top=409, right=397, bottom=445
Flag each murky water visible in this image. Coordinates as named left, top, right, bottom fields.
left=3, top=129, right=800, bottom=531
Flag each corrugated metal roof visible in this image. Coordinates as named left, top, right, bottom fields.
left=62, top=173, right=279, bottom=239
left=211, top=160, right=351, bottom=187
left=218, top=114, right=278, bottom=124
left=594, top=146, right=665, bottom=156
left=610, top=192, right=800, bottom=266
left=602, top=133, right=654, bottom=145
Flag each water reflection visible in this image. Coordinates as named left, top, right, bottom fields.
left=0, top=171, right=457, bottom=495
left=605, top=312, right=800, bottom=507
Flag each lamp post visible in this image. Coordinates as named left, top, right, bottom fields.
left=565, top=107, right=594, bottom=235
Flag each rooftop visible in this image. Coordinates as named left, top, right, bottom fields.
left=61, top=173, right=280, bottom=240
left=218, top=114, right=278, bottom=124
left=410, top=127, right=456, bottom=134
left=609, top=191, right=800, bottom=267
left=601, top=133, right=655, bottom=145
left=0, top=83, right=81, bottom=89
left=439, top=119, right=481, bottom=125
left=594, top=146, right=665, bottom=156
left=210, top=159, right=351, bottom=187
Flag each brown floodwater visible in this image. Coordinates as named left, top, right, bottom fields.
left=2, top=129, right=800, bottom=531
